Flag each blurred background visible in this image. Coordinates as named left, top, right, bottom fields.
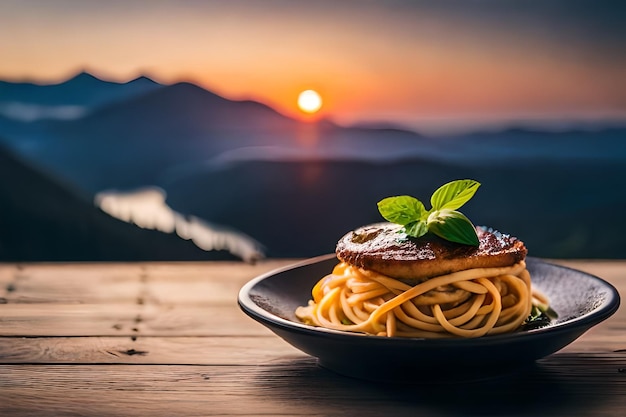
left=0, top=0, right=624, bottom=262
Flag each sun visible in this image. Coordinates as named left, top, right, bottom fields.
left=297, top=90, right=323, bottom=114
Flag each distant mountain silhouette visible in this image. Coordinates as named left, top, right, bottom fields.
left=61, top=81, right=300, bottom=144
left=7, top=81, right=435, bottom=192
left=0, top=71, right=163, bottom=108
left=448, top=126, right=626, bottom=163
left=0, top=142, right=239, bottom=261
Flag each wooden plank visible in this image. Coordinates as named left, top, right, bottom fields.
left=0, top=332, right=621, bottom=366
left=0, top=304, right=140, bottom=336
left=1, top=352, right=626, bottom=417
left=0, top=262, right=144, bottom=304
left=146, top=278, right=247, bottom=305
left=1, top=274, right=239, bottom=305
left=0, top=304, right=270, bottom=336
left=0, top=260, right=294, bottom=304
left=0, top=336, right=302, bottom=365
left=140, top=260, right=291, bottom=282
left=1, top=280, right=143, bottom=304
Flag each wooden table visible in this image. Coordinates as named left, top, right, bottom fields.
left=0, top=259, right=624, bottom=416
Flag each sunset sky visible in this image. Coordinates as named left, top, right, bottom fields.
left=1, top=0, right=625, bottom=134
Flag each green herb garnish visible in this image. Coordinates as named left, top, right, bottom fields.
left=523, top=303, right=558, bottom=330
left=377, top=179, right=481, bottom=246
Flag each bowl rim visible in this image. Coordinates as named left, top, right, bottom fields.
left=238, top=254, right=621, bottom=347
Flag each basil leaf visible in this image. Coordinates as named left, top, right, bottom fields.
left=403, top=220, right=429, bottom=238
left=377, top=196, right=426, bottom=226
left=430, top=179, right=481, bottom=211
left=427, top=209, right=479, bottom=246
left=377, top=179, right=482, bottom=246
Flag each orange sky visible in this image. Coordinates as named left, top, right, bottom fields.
left=1, top=0, right=624, bottom=134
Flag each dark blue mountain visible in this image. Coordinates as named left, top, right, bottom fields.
left=444, top=126, right=626, bottom=163
left=0, top=71, right=163, bottom=111
left=10, top=81, right=435, bottom=192
left=5, top=74, right=622, bottom=194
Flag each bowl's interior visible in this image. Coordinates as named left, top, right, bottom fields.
left=246, top=255, right=336, bottom=323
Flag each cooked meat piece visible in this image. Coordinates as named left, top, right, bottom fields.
left=336, top=222, right=527, bottom=281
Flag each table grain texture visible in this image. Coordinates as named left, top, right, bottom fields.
left=0, top=259, right=624, bottom=417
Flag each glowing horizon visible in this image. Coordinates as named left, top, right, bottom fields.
left=0, top=1, right=624, bottom=134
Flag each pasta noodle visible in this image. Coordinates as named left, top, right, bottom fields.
left=295, top=260, right=548, bottom=338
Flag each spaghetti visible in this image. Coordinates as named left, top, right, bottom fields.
left=295, top=260, right=548, bottom=338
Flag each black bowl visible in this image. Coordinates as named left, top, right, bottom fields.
left=238, top=254, right=620, bottom=382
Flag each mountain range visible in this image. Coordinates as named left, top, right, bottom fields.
left=0, top=71, right=625, bottom=260
left=0, top=71, right=161, bottom=109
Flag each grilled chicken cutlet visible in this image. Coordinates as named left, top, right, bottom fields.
left=336, top=222, right=527, bottom=282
